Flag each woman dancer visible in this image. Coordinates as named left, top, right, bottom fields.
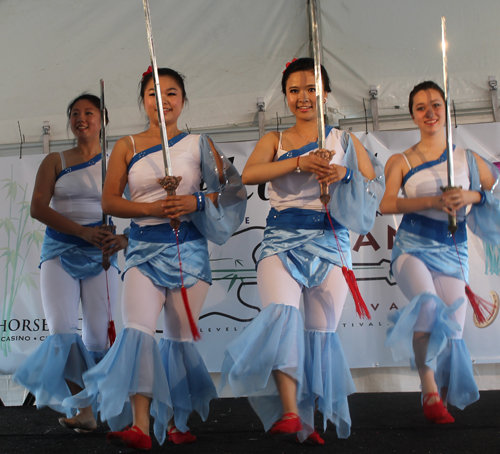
left=14, top=94, right=125, bottom=432
left=65, top=67, right=246, bottom=450
left=381, top=81, right=500, bottom=423
left=220, top=57, right=384, bottom=444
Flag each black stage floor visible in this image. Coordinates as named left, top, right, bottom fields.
left=1, top=392, right=499, bottom=454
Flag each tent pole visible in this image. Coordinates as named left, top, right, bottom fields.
left=489, top=76, right=500, bottom=122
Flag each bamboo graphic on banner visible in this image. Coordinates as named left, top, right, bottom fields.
left=0, top=165, right=43, bottom=356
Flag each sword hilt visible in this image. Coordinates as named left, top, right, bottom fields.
left=440, top=185, right=460, bottom=234
left=158, top=175, right=183, bottom=230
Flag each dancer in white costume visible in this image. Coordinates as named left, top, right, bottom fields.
left=381, top=81, right=500, bottom=423
left=14, top=94, right=126, bottom=432
left=65, top=67, right=246, bottom=450
left=220, top=58, right=385, bottom=444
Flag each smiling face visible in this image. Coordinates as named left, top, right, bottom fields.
left=143, top=75, right=184, bottom=127
left=69, top=99, right=101, bottom=141
left=411, top=88, right=446, bottom=134
left=285, top=70, right=326, bottom=121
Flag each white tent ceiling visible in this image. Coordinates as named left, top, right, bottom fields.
left=1, top=0, right=499, bottom=147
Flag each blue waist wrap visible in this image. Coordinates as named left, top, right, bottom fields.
left=398, top=213, right=467, bottom=245
left=45, top=220, right=106, bottom=246
left=129, top=220, right=203, bottom=244
left=266, top=207, right=345, bottom=232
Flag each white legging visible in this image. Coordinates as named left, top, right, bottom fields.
left=122, top=267, right=209, bottom=341
left=257, top=255, right=348, bottom=332
left=40, top=257, right=119, bottom=352
left=392, top=254, right=467, bottom=339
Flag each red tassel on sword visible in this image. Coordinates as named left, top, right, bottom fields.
left=465, top=285, right=495, bottom=325
left=181, top=286, right=201, bottom=341
left=341, top=266, right=371, bottom=320
left=324, top=204, right=371, bottom=320
left=108, top=320, right=116, bottom=346
left=173, top=223, right=201, bottom=341
left=104, top=269, right=116, bottom=347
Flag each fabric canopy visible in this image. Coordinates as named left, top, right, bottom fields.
left=1, top=0, right=499, bottom=145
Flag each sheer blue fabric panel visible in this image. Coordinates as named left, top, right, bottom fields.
left=63, top=328, right=173, bottom=445
left=298, top=330, right=356, bottom=441
left=386, top=292, right=464, bottom=366
left=466, top=150, right=500, bottom=244
left=189, top=134, right=247, bottom=245
left=158, top=338, right=217, bottom=433
left=13, top=333, right=96, bottom=417
left=328, top=136, right=385, bottom=234
left=220, top=304, right=305, bottom=431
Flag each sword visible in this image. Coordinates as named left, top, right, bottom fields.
left=142, top=0, right=172, bottom=178
left=99, top=79, right=115, bottom=270
left=308, top=0, right=332, bottom=205
left=441, top=16, right=457, bottom=234
left=100, top=79, right=107, bottom=226
left=142, top=0, right=182, bottom=229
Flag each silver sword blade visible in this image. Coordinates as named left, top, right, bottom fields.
left=308, top=0, right=326, bottom=149
left=143, top=0, right=172, bottom=177
left=441, top=16, right=457, bottom=233
left=100, top=78, right=107, bottom=225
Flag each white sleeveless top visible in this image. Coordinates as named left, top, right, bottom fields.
left=268, top=127, right=347, bottom=211
left=128, top=134, right=202, bottom=226
left=402, top=146, right=470, bottom=221
left=51, top=152, right=103, bottom=225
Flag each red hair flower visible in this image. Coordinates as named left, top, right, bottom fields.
left=283, top=58, right=298, bottom=74
left=142, top=66, right=153, bottom=80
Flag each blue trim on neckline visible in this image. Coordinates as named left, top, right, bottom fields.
left=402, top=146, right=455, bottom=186
left=128, top=132, right=189, bottom=172
left=56, top=154, right=102, bottom=181
left=277, top=125, right=334, bottom=162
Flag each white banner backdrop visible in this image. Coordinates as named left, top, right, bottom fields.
left=1, top=124, right=499, bottom=376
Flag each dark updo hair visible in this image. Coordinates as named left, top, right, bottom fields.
left=67, top=93, right=108, bottom=124
left=408, top=81, right=445, bottom=116
left=139, top=67, right=187, bottom=105
left=281, top=57, right=331, bottom=94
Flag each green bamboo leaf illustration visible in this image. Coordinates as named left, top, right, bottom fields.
left=227, top=274, right=239, bottom=292
left=18, top=202, right=30, bottom=213
left=4, top=218, right=16, bottom=234
left=8, top=183, right=17, bottom=201
left=33, top=231, right=44, bottom=247
left=19, top=273, right=37, bottom=290
left=234, top=259, right=243, bottom=267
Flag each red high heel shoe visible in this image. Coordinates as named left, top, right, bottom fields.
left=168, top=426, right=197, bottom=444
left=107, top=425, right=152, bottom=450
left=269, top=412, right=302, bottom=435
left=423, top=392, right=455, bottom=424
left=296, top=430, right=325, bottom=445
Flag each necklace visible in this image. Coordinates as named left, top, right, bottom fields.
left=294, top=126, right=317, bottom=144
